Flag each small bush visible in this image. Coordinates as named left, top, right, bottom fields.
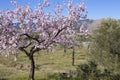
left=52, top=61, right=120, bottom=80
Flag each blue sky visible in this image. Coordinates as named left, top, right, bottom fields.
left=0, top=0, right=120, bottom=19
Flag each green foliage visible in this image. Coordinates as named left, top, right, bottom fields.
left=91, top=18, right=120, bottom=68
left=75, top=61, right=100, bottom=80
left=51, top=61, right=120, bottom=80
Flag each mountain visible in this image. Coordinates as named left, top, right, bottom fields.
left=87, top=19, right=102, bottom=33
left=74, top=19, right=102, bottom=33
left=84, top=19, right=120, bottom=33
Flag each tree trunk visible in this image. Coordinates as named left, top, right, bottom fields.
left=64, top=45, right=67, bottom=54
left=72, top=46, right=75, bottom=66
left=29, top=54, right=35, bottom=80
left=14, top=53, right=18, bottom=61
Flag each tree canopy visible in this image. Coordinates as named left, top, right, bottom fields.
left=91, top=18, right=120, bottom=68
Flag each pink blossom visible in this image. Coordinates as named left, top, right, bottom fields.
left=12, top=43, right=17, bottom=47
left=43, top=0, right=50, bottom=7
left=68, top=0, right=72, bottom=9
left=2, top=44, right=6, bottom=49
left=78, top=2, right=85, bottom=11
left=25, top=5, right=31, bottom=13
left=0, top=0, right=87, bottom=58
left=11, top=0, right=17, bottom=6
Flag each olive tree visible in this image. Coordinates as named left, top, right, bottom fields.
left=91, top=18, right=120, bottom=69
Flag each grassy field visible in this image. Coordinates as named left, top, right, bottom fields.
left=0, top=47, right=90, bottom=80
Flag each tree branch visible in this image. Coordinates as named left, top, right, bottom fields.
left=22, top=42, right=32, bottom=48
left=20, top=33, right=45, bottom=44
left=19, top=47, right=29, bottom=56
left=54, top=27, right=67, bottom=38
left=30, top=46, right=35, bottom=54
left=32, top=48, right=41, bottom=54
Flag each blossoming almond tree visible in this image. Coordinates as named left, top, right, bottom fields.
left=0, top=0, right=87, bottom=80
left=57, top=23, right=89, bottom=66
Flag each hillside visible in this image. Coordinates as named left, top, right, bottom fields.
left=83, top=19, right=120, bottom=33
left=74, top=19, right=102, bottom=33
left=87, top=19, right=102, bottom=32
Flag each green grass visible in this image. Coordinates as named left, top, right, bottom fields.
left=0, top=47, right=90, bottom=80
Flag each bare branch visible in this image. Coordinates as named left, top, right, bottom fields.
left=20, top=33, right=45, bottom=44
left=22, top=42, right=32, bottom=48
left=30, top=46, right=35, bottom=53
left=19, top=47, right=29, bottom=56
left=54, top=27, right=67, bottom=38
left=32, top=48, right=41, bottom=54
